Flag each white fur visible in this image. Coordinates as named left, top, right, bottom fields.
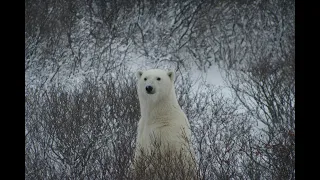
left=134, top=69, right=195, bottom=162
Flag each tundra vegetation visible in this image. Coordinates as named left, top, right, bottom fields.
left=25, top=0, right=295, bottom=179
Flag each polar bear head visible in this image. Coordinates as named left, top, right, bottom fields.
left=136, top=69, right=175, bottom=104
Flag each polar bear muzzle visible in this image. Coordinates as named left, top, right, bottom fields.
left=145, top=85, right=155, bottom=94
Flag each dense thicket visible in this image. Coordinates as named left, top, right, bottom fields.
left=25, top=0, right=295, bottom=179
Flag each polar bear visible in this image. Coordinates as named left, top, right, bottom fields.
left=133, top=69, right=196, bottom=175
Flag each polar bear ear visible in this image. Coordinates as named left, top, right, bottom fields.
left=167, top=70, right=175, bottom=82
left=136, top=71, right=143, bottom=79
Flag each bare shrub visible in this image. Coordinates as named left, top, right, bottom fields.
left=26, top=66, right=294, bottom=179
left=223, top=46, right=295, bottom=179
left=25, top=72, right=139, bottom=179
left=26, top=0, right=294, bottom=178
left=132, top=132, right=198, bottom=180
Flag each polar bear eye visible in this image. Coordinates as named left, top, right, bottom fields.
left=144, top=77, right=147, bottom=81
left=157, top=77, right=161, bottom=81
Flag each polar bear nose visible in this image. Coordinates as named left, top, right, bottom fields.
left=145, top=85, right=153, bottom=93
